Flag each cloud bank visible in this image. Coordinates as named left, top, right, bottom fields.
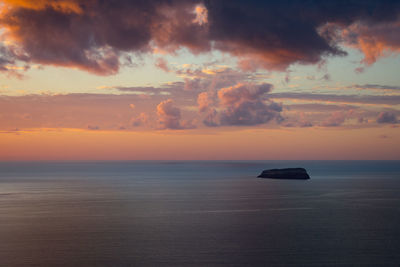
left=1, top=0, right=400, bottom=74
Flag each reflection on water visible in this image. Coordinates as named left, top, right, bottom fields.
left=1, top=161, right=400, bottom=266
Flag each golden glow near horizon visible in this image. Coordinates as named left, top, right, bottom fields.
left=0, top=127, right=399, bottom=160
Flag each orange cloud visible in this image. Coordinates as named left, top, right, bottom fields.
left=339, top=21, right=400, bottom=65
left=224, top=44, right=327, bottom=72
left=1, top=0, right=84, bottom=13
left=193, top=4, right=208, bottom=26
left=197, top=91, right=214, bottom=112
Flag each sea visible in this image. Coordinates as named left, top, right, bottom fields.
left=0, top=160, right=399, bottom=266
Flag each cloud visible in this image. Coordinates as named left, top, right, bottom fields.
left=282, top=103, right=389, bottom=128
left=0, top=0, right=205, bottom=75
left=376, top=111, right=399, bottom=124
left=1, top=0, right=84, bottom=13
left=220, top=100, right=283, bottom=126
left=320, top=111, right=348, bottom=127
left=197, top=91, right=215, bottom=112
left=0, top=45, right=15, bottom=71
left=193, top=4, right=208, bottom=25
left=155, top=57, right=170, bottom=72
left=285, top=103, right=357, bottom=112
left=202, top=108, right=218, bottom=127
left=298, top=119, right=313, bottom=128
left=217, top=83, right=282, bottom=126
left=205, top=1, right=344, bottom=70
left=132, top=112, right=149, bottom=127
left=352, top=84, right=400, bottom=91
left=0, top=90, right=398, bottom=131
left=270, top=92, right=400, bottom=105
left=321, top=73, right=331, bottom=81
left=218, top=83, right=272, bottom=105
left=341, top=20, right=400, bottom=65
left=175, top=65, right=252, bottom=91
left=205, top=1, right=400, bottom=71
left=156, top=99, right=184, bottom=129
left=114, top=65, right=254, bottom=101
left=1, top=1, right=400, bottom=74
left=283, top=112, right=313, bottom=128
left=0, top=44, right=28, bottom=77
left=197, top=83, right=284, bottom=127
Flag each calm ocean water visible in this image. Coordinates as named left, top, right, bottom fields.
left=1, top=161, right=399, bottom=266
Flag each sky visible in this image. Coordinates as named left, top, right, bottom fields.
left=0, top=0, right=400, bottom=160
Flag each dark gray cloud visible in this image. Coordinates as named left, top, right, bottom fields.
left=0, top=44, right=28, bottom=76
left=205, top=0, right=400, bottom=70
left=1, top=0, right=400, bottom=74
left=376, top=111, right=398, bottom=124
left=0, top=45, right=14, bottom=71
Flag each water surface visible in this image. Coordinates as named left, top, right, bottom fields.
left=1, top=161, right=399, bottom=266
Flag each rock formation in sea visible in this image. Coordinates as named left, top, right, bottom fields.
left=258, top=168, right=310, bottom=179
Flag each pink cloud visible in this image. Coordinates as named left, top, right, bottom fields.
left=155, top=57, right=170, bottom=72
left=132, top=112, right=150, bottom=127
left=156, top=99, right=184, bottom=129
left=320, top=111, right=349, bottom=127
left=202, top=108, right=218, bottom=127
left=197, top=91, right=215, bottom=112
left=218, top=83, right=272, bottom=106
left=202, top=83, right=284, bottom=126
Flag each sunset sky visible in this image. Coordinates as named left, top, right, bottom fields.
left=0, top=0, right=399, bottom=160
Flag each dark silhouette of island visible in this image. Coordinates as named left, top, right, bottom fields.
left=258, top=168, right=310, bottom=179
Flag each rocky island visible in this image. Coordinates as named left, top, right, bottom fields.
left=258, top=168, right=310, bottom=180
